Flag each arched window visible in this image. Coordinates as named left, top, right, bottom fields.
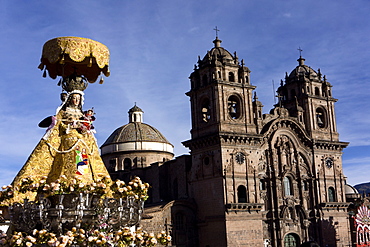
left=228, top=72, right=235, bottom=82
left=284, top=233, right=299, bottom=247
left=201, top=98, right=211, bottom=122
left=260, top=179, right=266, bottom=191
left=123, top=158, right=132, bottom=170
left=328, top=187, right=336, bottom=202
left=284, top=176, right=293, bottom=196
left=316, top=107, right=326, bottom=128
left=237, top=185, right=247, bottom=203
left=227, top=95, right=241, bottom=119
left=245, top=76, right=249, bottom=84
left=218, top=71, right=221, bottom=79
left=315, top=87, right=320, bottom=96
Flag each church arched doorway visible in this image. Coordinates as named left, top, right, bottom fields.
left=283, top=233, right=300, bottom=247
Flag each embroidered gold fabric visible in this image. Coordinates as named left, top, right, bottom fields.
left=38, top=37, right=110, bottom=83
left=11, top=110, right=111, bottom=203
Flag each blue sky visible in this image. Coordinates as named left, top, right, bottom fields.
left=0, top=0, right=369, bottom=186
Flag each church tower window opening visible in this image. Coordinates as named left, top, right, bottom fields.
left=316, top=107, right=326, bottom=128
left=314, top=87, right=320, bottom=96
left=227, top=95, right=241, bottom=119
left=201, top=98, right=211, bottom=122
left=228, top=72, right=235, bottom=82
left=328, top=187, right=336, bottom=202
left=237, top=185, right=247, bottom=203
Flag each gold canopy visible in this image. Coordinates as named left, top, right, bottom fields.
left=38, top=37, right=110, bottom=83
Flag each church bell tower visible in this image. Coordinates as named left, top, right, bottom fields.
left=183, top=36, right=264, bottom=246
left=186, top=37, right=258, bottom=139
left=276, top=56, right=339, bottom=142
left=183, top=39, right=351, bottom=246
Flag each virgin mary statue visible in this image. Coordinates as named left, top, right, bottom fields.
left=11, top=75, right=111, bottom=202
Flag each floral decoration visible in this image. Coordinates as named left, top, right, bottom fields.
left=0, top=176, right=170, bottom=246
left=0, top=227, right=171, bottom=247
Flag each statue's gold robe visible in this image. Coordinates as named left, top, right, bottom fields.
left=11, top=110, right=111, bottom=203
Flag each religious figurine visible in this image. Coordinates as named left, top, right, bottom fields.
left=78, top=108, right=96, bottom=134
left=11, top=86, right=111, bottom=203
left=10, top=36, right=111, bottom=203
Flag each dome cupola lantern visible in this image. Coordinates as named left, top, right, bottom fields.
left=128, top=103, right=144, bottom=123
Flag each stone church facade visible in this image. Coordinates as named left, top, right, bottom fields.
left=101, top=37, right=354, bottom=246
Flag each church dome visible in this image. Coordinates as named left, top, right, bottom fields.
left=344, top=184, right=359, bottom=195
left=102, top=122, right=171, bottom=146
left=101, top=105, right=174, bottom=156
left=199, top=37, right=237, bottom=67
left=287, top=57, right=319, bottom=82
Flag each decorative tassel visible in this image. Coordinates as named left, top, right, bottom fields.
left=88, top=57, right=92, bottom=67
left=106, top=68, right=110, bottom=77
left=59, top=54, right=65, bottom=64
left=99, top=77, right=104, bottom=84
left=43, top=69, right=47, bottom=78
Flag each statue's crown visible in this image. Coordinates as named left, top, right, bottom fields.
left=61, top=75, right=88, bottom=92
